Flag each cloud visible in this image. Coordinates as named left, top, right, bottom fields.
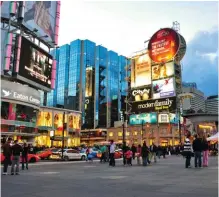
left=182, top=29, right=218, bottom=96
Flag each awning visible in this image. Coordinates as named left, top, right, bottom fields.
left=207, top=132, right=218, bottom=141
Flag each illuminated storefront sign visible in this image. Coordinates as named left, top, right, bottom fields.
left=1, top=79, right=41, bottom=106
left=152, top=62, right=174, bottom=80
left=131, top=97, right=176, bottom=113
left=148, top=28, right=180, bottom=63
left=37, top=111, right=53, bottom=127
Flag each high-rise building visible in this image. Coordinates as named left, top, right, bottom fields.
left=206, top=95, right=218, bottom=114
left=43, top=39, right=129, bottom=129
left=182, top=86, right=206, bottom=112
left=182, top=82, right=197, bottom=89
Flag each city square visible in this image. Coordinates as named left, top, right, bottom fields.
left=1, top=1, right=218, bottom=197
left=1, top=156, right=218, bottom=197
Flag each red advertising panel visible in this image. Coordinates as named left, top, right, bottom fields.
left=148, top=28, right=180, bottom=63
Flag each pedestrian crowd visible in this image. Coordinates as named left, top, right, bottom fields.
left=2, top=138, right=29, bottom=175
left=183, top=133, right=210, bottom=168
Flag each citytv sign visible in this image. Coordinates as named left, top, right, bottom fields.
left=1, top=80, right=41, bottom=106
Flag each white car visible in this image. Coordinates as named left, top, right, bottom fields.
left=50, top=149, right=87, bottom=161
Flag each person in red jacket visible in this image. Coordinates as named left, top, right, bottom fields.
left=125, top=148, right=133, bottom=166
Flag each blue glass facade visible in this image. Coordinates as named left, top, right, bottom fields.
left=45, top=39, right=129, bottom=129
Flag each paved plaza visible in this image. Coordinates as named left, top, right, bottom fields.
left=1, top=156, right=218, bottom=197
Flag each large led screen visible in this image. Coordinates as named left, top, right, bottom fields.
left=131, top=53, right=151, bottom=88
left=68, top=113, right=81, bottom=130
left=148, top=28, right=180, bottom=63
left=129, top=113, right=157, bottom=125
left=152, top=62, right=174, bottom=80
left=19, top=37, right=53, bottom=88
left=23, top=1, right=57, bottom=43
left=152, top=77, right=175, bottom=99
left=131, top=86, right=152, bottom=102
left=37, top=111, right=52, bottom=127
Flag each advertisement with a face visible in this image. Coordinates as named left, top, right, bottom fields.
left=129, top=113, right=157, bottom=125
left=131, top=97, right=176, bottom=113
left=131, top=53, right=151, bottom=88
left=148, top=28, right=180, bottom=63
left=23, top=1, right=57, bottom=43
left=37, top=111, right=52, bottom=127
left=152, top=62, right=174, bottom=80
left=152, top=77, right=175, bottom=99
left=68, top=113, right=81, bottom=130
left=131, top=87, right=151, bottom=102
left=19, top=37, right=53, bottom=88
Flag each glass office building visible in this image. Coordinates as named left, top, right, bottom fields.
left=43, top=39, right=129, bottom=129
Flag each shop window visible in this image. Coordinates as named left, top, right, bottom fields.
left=109, top=132, right=113, bottom=137
left=118, top=132, right=122, bottom=137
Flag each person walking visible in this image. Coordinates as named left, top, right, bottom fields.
left=11, top=140, right=22, bottom=175
left=131, top=144, right=137, bottom=160
left=141, top=142, right=149, bottom=166
left=125, top=148, right=133, bottom=166
left=157, top=145, right=162, bottom=159
left=136, top=144, right=142, bottom=165
left=184, top=133, right=192, bottom=168
left=150, top=143, right=157, bottom=163
left=100, top=145, right=107, bottom=163
left=2, top=138, right=12, bottom=175
left=22, top=143, right=29, bottom=170
left=202, top=136, right=209, bottom=167
left=109, top=140, right=115, bottom=167
left=193, top=134, right=203, bottom=168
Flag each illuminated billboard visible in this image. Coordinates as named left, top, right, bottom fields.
left=129, top=113, right=157, bottom=125
left=131, top=53, right=151, bottom=88
left=131, top=86, right=152, bottom=102
left=23, top=1, right=58, bottom=44
left=158, top=113, right=169, bottom=123
left=37, top=111, right=52, bottom=127
left=152, top=62, right=174, bottom=80
left=152, top=77, right=175, bottom=99
left=85, top=67, right=93, bottom=97
left=19, top=37, right=53, bottom=88
left=148, top=28, right=180, bottom=63
left=68, top=113, right=81, bottom=130
left=131, top=97, right=176, bottom=113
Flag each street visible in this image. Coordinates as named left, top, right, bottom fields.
left=1, top=156, right=218, bottom=197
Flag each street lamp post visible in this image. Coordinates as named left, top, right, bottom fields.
left=61, top=112, right=65, bottom=160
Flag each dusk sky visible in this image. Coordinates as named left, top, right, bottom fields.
left=59, top=1, right=218, bottom=96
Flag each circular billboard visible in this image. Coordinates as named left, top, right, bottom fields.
left=148, top=28, right=180, bottom=63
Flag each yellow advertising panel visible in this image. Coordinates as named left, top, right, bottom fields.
left=54, top=113, right=63, bottom=130
left=152, top=62, right=174, bottom=80
left=68, top=113, right=81, bottom=130
left=131, top=53, right=151, bottom=88
left=85, top=67, right=93, bottom=97
left=37, top=111, right=52, bottom=127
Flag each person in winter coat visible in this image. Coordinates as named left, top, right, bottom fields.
left=141, top=142, right=150, bottom=166
left=184, top=133, right=192, bottom=168
left=193, top=134, right=203, bottom=168
left=2, top=138, right=12, bottom=175
left=136, top=144, right=142, bottom=165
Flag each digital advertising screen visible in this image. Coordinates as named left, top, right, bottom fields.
left=158, top=113, right=169, bottom=123
left=129, top=113, right=157, bottom=125
left=54, top=113, right=63, bottom=130
left=68, top=113, right=81, bottom=130
left=131, top=97, right=177, bottom=113
left=152, top=62, right=174, bottom=80
left=148, top=28, right=180, bottom=63
left=37, top=111, right=52, bottom=127
left=169, top=113, right=183, bottom=124
left=131, top=53, right=151, bottom=88
left=85, top=67, right=93, bottom=97
left=23, top=1, right=57, bottom=44
left=152, top=77, right=175, bottom=99
left=19, top=37, right=53, bottom=88
left=1, top=1, right=10, bottom=19
left=131, top=86, right=152, bottom=102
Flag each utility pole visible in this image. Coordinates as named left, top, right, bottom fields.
left=61, top=111, right=65, bottom=160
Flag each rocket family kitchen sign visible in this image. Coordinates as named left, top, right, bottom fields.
left=131, top=97, right=176, bottom=113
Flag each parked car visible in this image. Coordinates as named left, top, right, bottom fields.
left=36, top=148, right=59, bottom=160
left=0, top=153, right=40, bottom=163
left=49, top=149, right=87, bottom=161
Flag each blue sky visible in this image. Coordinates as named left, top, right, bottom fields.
left=59, top=1, right=218, bottom=96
